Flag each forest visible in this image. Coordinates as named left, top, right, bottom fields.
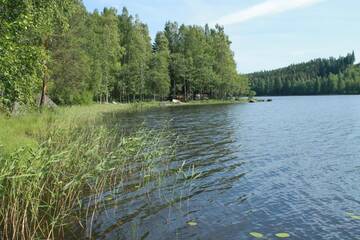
left=249, top=52, right=360, bottom=96
left=0, top=0, right=249, bottom=113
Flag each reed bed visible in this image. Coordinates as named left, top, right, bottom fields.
left=0, top=103, right=173, bottom=239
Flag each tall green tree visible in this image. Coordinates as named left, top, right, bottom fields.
left=0, top=0, right=76, bottom=111
left=148, top=32, right=171, bottom=100
left=98, top=8, right=122, bottom=103
left=49, top=2, right=92, bottom=104
left=118, top=13, right=152, bottom=101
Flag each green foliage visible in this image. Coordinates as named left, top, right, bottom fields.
left=0, top=0, right=77, bottom=111
left=249, top=52, right=358, bottom=95
left=1, top=1, right=249, bottom=110
left=0, top=0, right=44, bottom=110
left=117, top=8, right=152, bottom=101
left=49, top=3, right=92, bottom=105
left=148, top=32, right=171, bottom=99
left=165, top=23, right=249, bottom=100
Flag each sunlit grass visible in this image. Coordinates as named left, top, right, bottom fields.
left=0, top=103, right=158, bottom=155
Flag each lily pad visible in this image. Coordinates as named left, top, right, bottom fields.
left=275, top=233, right=290, bottom=238
left=187, top=221, right=198, bottom=226
left=249, top=232, right=264, bottom=238
left=350, top=215, right=360, bottom=220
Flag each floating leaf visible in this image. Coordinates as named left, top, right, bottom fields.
left=249, top=232, right=264, bottom=238
left=275, top=233, right=290, bottom=238
left=187, top=221, right=197, bottom=226
left=350, top=215, right=360, bottom=220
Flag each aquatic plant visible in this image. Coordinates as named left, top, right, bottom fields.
left=250, top=232, right=264, bottom=238
left=0, top=104, right=174, bottom=239
left=275, top=232, right=290, bottom=238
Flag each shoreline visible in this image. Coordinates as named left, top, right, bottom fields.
left=0, top=99, right=249, bottom=155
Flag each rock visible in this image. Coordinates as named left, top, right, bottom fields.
left=267, top=99, right=273, bottom=102
left=11, top=102, right=23, bottom=116
left=172, top=99, right=182, bottom=104
left=36, top=94, right=57, bottom=108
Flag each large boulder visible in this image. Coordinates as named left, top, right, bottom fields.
left=36, top=94, right=57, bottom=108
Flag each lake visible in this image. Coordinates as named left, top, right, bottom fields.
left=89, top=96, right=360, bottom=240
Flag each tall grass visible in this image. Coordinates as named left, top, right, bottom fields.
left=0, top=103, right=174, bottom=239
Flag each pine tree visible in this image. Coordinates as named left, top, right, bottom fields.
left=148, top=32, right=171, bottom=100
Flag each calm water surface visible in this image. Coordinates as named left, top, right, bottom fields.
left=91, top=96, right=360, bottom=240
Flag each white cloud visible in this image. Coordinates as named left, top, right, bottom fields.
left=215, top=0, right=326, bottom=26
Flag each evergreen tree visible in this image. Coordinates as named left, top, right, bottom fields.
left=49, top=3, right=92, bottom=104
left=249, top=53, right=357, bottom=96
left=148, top=32, right=171, bottom=100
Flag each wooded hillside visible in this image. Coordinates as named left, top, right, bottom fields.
left=249, top=52, right=360, bottom=96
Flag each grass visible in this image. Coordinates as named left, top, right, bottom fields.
left=0, top=102, right=159, bottom=154
left=0, top=102, right=174, bottom=239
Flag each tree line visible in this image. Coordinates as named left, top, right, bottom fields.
left=249, top=52, right=360, bottom=96
left=0, top=0, right=249, bottom=112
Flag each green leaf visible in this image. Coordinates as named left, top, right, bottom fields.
left=275, top=233, right=290, bottom=238
left=249, top=232, right=264, bottom=238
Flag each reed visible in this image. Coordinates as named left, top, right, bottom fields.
left=0, top=103, right=173, bottom=239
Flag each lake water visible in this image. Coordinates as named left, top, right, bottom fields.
left=90, top=96, right=360, bottom=240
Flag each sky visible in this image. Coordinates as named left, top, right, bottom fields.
left=83, top=0, right=360, bottom=73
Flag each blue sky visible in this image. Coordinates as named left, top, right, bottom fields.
left=83, top=0, right=360, bottom=73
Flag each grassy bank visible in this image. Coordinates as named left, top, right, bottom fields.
left=0, top=103, right=157, bottom=154
left=0, top=100, right=245, bottom=154
left=0, top=102, right=175, bottom=239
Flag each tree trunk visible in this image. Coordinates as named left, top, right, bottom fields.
left=40, top=38, right=50, bottom=109
left=39, top=72, right=48, bottom=108
left=173, top=78, right=176, bottom=100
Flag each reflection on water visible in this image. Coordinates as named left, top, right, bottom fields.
left=90, top=96, right=360, bottom=240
